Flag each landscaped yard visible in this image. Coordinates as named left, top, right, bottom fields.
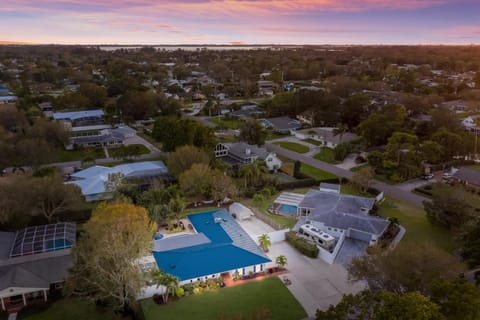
left=109, top=144, right=150, bottom=158
left=20, top=298, right=121, bottom=320
left=273, top=141, right=310, bottom=154
left=303, top=138, right=322, bottom=146
left=208, top=117, right=240, bottom=129
left=243, top=194, right=298, bottom=229
left=53, top=148, right=106, bottom=162
left=377, top=197, right=455, bottom=253
left=313, top=147, right=339, bottom=164
left=301, top=163, right=338, bottom=181
left=141, top=277, right=307, bottom=320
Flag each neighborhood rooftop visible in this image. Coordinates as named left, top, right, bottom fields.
left=152, top=210, right=270, bottom=281
left=68, top=161, right=168, bottom=197
left=300, top=190, right=387, bottom=236
left=52, top=109, right=104, bottom=121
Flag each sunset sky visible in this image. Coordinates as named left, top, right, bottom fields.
left=1, top=0, right=480, bottom=45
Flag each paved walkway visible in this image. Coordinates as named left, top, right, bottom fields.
left=269, top=136, right=319, bottom=157
left=266, top=142, right=429, bottom=207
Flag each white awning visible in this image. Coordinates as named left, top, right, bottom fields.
left=273, top=192, right=305, bottom=207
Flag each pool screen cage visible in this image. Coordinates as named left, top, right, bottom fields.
left=9, top=223, right=76, bottom=258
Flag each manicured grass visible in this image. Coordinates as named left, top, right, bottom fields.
left=273, top=141, right=310, bottom=154
left=109, top=144, right=150, bottom=158
left=468, top=164, right=480, bottom=171
left=301, top=163, right=338, bottom=180
left=340, top=183, right=375, bottom=197
left=377, top=197, right=455, bottom=253
left=415, top=183, right=480, bottom=207
left=266, top=130, right=288, bottom=141
left=303, top=138, right=322, bottom=146
left=20, top=298, right=121, bottom=320
left=313, top=147, right=339, bottom=164
left=208, top=117, right=240, bottom=129
left=53, top=148, right=105, bottom=162
left=141, top=277, right=307, bottom=320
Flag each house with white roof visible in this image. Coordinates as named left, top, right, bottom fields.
left=295, top=127, right=359, bottom=148
left=67, top=161, right=170, bottom=202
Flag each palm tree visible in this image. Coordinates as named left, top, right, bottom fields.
left=258, top=234, right=271, bottom=252
left=150, top=268, right=179, bottom=304
left=275, top=255, right=288, bottom=270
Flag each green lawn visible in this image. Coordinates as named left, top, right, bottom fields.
left=301, top=163, right=338, bottom=181
left=340, top=183, right=375, bottom=197
left=377, top=197, right=455, bottom=253
left=141, top=277, right=307, bottom=320
left=468, top=164, right=480, bottom=171
left=208, top=117, right=240, bottom=129
left=266, top=130, right=288, bottom=141
left=313, top=147, right=339, bottom=164
left=243, top=194, right=298, bottom=229
left=53, top=148, right=105, bottom=162
left=20, top=298, right=121, bottom=320
left=273, top=141, right=310, bottom=154
left=109, top=144, right=150, bottom=159
left=303, top=138, right=322, bottom=146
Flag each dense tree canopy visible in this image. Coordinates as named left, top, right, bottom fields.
left=69, top=203, right=156, bottom=311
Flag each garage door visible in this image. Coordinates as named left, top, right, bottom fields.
left=349, top=229, right=372, bottom=242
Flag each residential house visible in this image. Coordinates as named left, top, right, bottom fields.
left=0, top=223, right=75, bottom=313
left=257, top=80, right=278, bottom=96
left=53, top=110, right=105, bottom=128
left=272, top=185, right=390, bottom=263
left=462, top=116, right=479, bottom=131
left=67, top=161, right=170, bottom=202
left=441, top=100, right=471, bottom=112
left=214, top=142, right=282, bottom=171
left=229, top=105, right=265, bottom=119
left=262, top=116, right=302, bottom=134
left=69, top=125, right=135, bottom=149
left=294, top=127, right=359, bottom=148
left=151, top=210, right=271, bottom=285
left=452, top=167, right=480, bottom=190
left=0, top=85, right=17, bottom=104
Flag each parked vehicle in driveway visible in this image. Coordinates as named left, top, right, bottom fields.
left=422, top=173, right=434, bottom=180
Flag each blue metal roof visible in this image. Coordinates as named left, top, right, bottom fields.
left=53, top=109, right=104, bottom=121
left=153, top=210, right=270, bottom=281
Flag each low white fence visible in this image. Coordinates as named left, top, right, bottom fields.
left=318, top=231, right=346, bottom=264
left=253, top=228, right=289, bottom=245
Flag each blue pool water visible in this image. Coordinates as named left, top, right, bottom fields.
left=278, top=204, right=298, bottom=215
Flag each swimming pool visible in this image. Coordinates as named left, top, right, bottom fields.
left=278, top=204, right=298, bottom=216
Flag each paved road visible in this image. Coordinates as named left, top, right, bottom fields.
left=266, top=142, right=429, bottom=207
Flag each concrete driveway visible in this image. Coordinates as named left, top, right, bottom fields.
left=267, top=242, right=365, bottom=317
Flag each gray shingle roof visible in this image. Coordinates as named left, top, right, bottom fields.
left=227, top=142, right=269, bottom=160
left=297, top=127, right=358, bottom=144
left=264, top=117, right=302, bottom=131
left=453, top=167, right=480, bottom=186
left=299, top=190, right=388, bottom=236
left=0, top=254, right=72, bottom=291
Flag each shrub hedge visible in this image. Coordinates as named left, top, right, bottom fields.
left=285, top=231, right=319, bottom=258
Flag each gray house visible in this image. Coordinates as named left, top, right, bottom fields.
left=297, top=189, right=389, bottom=244
left=0, top=223, right=75, bottom=313
left=262, top=117, right=302, bottom=134
left=214, top=142, right=282, bottom=171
